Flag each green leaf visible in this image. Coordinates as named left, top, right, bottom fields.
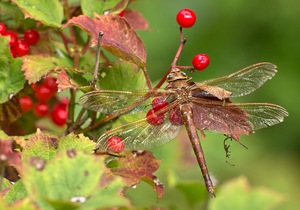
left=22, top=150, right=129, bottom=209
left=0, top=197, right=36, bottom=210
left=208, top=176, right=285, bottom=210
left=22, top=129, right=58, bottom=162
left=0, top=36, right=24, bottom=104
left=80, top=178, right=130, bottom=209
left=63, top=14, right=147, bottom=67
left=3, top=180, right=28, bottom=205
left=98, top=59, right=147, bottom=90
left=175, top=181, right=209, bottom=206
left=57, top=133, right=96, bottom=153
left=81, top=0, right=119, bottom=17
left=21, top=55, right=73, bottom=84
left=12, top=0, right=63, bottom=27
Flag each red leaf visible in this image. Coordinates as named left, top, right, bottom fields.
left=110, top=151, right=165, bottom=198
left=124, top=9, right=149, bottom=30
left=62, top=14, right=147, bottom=67
left=0, top=139, right=22, bottom=181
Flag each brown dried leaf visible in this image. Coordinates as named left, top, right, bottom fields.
left=0, top=96, right=22, bottom=123
left=57, top=70, right=79, bottom=91
left=124, top=9, right=149, bottom=30
left=0, top=138, right=22, bottom=181
left=110, top=151, right=164, bottom=198
left=62, top=14, right=146, bottom=67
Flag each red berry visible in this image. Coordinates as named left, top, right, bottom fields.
left=107, top=136, right=125, bottom=153
left=24, top=29, right=40, bottom=45
left=31, top=83, right=38, bottom=90
left=57, top=97, right=69, bottom=109
left=169, top=106, right=183, bottom=125
left=152, top=97, right=169, bottom=112
left=176, top=9, right=196, bottom=28
left=34, top=84, right=54, bottom=102
left=10, top=47, right=17, bottom=58
left=146, top=108, right=165, bottom=126
left=0, top=23, right=6, bottom=35
left=14, top=40, right=30, bottom=56
left=43, top=77, right=57, bottom=93
left=19, top=96, right=33, bottom=112
left=34, top=102, right=49, bottom=117
left=5, top=31, right=18, bottom=47
left=51, top=106, right=67, bottom=126
left=118, top=10, right=125, bottom=17
left=192, top=54, right=210, bottom=71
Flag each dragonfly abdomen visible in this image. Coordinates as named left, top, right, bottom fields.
left=180, top=104, right=215, bottom=196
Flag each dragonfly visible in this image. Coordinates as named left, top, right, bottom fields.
left=79, top=62, right=288, bottom=196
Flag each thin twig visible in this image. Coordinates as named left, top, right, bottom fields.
left=81, top=36, right=91, bottom=56
left=155, top=27, right=187, bottom=88
left=142, top=67, right=153, bottom=89
left=91, top=31, right=104, bottom=89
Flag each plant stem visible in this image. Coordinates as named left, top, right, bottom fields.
left=91, top=31, right=104, bottom=89
left=155, top=27, right=186, bottom=88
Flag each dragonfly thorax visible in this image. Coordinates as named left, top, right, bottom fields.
left=166, top=68, right=188, bottom=82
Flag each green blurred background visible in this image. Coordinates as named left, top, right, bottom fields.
left=128, top=0, right=299, bottom=209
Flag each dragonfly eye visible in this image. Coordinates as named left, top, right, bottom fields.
left=166, top=74, right=174, bottom=81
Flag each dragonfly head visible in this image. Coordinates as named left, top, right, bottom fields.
left=166, top=68, right=188, bottom=82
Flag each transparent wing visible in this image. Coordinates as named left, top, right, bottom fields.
left=96, top=112, right=181, bottom=152
left=191, top=98, right=288, bottom=137
left=79, top=89, right=174, bottom=114
left=201, top=62, right=277, bottom=97
left=234, top=102, right=289, bottom=130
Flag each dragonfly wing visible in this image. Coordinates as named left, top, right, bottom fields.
left=234, top=103, right=289, bottom=130
left=201, top=62, right=277, bottom=97
left=96, top=116, right=181, bottom=152
left=79, top=89, right=172, bottom=114
left=191, top=100, right=252, bottom=140
left=191, top=99, right=288, bottom=139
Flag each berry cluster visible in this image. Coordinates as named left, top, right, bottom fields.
left=19, top=77, right=68, bottom=126
left=0, top=23, right=40, bottom=58
left=176, top=9, right=210, bottom=71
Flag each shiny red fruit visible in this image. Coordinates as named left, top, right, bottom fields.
left=192, top=54, right=210, bottom=71
left=19, top=96, right=33, bottom=112
left=107, top=136, right=125, bottom=153
left=24, top=29, right=40, bottom=45
left=0, top=23, right=6, bottom=35
left=34, top=84, right=54, bottom=102
left=152, top=97, right=169, bottom=112
left=176, top=8, right=196, bottom=28
left=146, top=108, right=165, bottom=126
left=10, top=47, right=17, bottom=58
left=43, top=77, right=58, bottom=93
left=5, top=31, right=18, bottom=46
left=14, top=40, right=30, bottom=56
left=51, top=106, right=67, bottom=126
left=57, top=97, right=69, bottom=109
left=34, top=102, right=49, bottom=117
left=118, top=10, right=125, bottom=17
